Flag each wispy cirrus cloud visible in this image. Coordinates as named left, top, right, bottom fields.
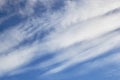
left=0, top=0, right=120, bottom=79
left=42, top=30, right=120, bottom=75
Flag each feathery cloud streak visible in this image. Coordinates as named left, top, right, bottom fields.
left=0, top=0, right=120, bottom=79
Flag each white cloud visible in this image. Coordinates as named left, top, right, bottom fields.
left=0, top=0, right=120, bottom=78
left=60, top=0, right=120, bottom=27
left=0, top=28, right=25, bottom=53
left=0, top=0, right=6, bottom=9
left=0, top=43, right=38, bottom=76
left=44, top=10, right=120, bottom=50
left=43, top=31, right=120, bottom=74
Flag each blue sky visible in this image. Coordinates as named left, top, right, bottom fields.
left=0, top=0, right=120, bottom=80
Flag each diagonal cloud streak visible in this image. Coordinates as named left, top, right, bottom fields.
left=0, top=0, right=120, bottom=79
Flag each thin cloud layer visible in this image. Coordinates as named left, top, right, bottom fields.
left=0, top=0, right=120, bottom=80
